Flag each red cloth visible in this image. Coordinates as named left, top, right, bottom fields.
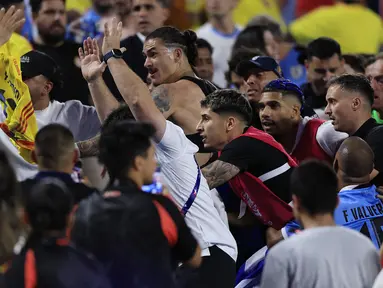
left=296, top=0, right=335, bottom=17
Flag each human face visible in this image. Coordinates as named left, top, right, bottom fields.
left=366, top=59, right=383, bottom=111
left=258, top=92, right=297, bottom=137
left=35, top=0, right=66, bottom=45
left=305, top=54, right=345, bottom=96
left=205, top=0, right=237, bottom=18
left=143, top=38, right=178, bottom=86
left=195, top=47, right=213, bottom=81
left=23, top=75, right=51, bottom=104
left=133, top=0, right=168, bottom=36
left=229, top=71, right=248, bottom=93
left=324, top=85, right=355, bottom=133
left=196, top=107, right=229, bottom=150
left=115, top=0, right=133, bottom=16
left=141, top=144, right=157, bottom=185
left=245, top=70, right=279, bottom=103
left=264, top=30, right=280, bottom=62
left=93, top=0, right=114, bottom=13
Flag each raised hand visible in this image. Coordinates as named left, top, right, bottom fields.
left=78, top=38, right=107, bottom=83
left=102, top=17, right=125, bottom=56
left=0, top=6, right=25, bottom=47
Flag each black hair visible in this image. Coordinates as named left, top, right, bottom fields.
left=307, top=37, right=342, bottom=60
left=328, top=74, right=374, bottom=106
left=102, top=105, right=135, bottom=131
left=30, top=0, right=66, bottom=13
left=146, top=26, right=199, bottom=67
left=34, top=124, right=75, bottom=169
left=200, top=89, right=253, bottom=125
left=25, top=178, right=73, bottom=234
left=196, top=38, right=213, bottom=55
left=0, top=150, right=19, bottom=205
left=343, top=54, right=365, bottom=74
left=226, top=47, right=264, bottom=84
left=290, top=160, right=338, bottom=216
left=232, top=25, right=271, bottom=56
left=246, top=15, right=283, bottom=41
left=0, top=0, right=23, bottom=8
left=99, top=121, right=156, bottom=185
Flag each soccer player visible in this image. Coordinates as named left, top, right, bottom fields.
left=259, top=79, right=347, bottom=163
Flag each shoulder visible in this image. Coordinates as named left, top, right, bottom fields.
left=196, top=23, right=212, bottom=36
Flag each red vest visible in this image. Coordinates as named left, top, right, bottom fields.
left=292, top=119, right=332, bottom=164
left=220, top=127, right=297, bottom=230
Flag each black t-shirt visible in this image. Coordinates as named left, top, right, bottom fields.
left=353, top=118, right=383, bottom=186
left=301, top=82, right=327, bottom=109
left=218, top=134, right=292, bottom=203
left=32, top=41, right=90, bottom=105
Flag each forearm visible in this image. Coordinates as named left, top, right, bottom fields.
left=88, top=78, right=119, bottom=122
left=76, top=134, right=100, bottom=158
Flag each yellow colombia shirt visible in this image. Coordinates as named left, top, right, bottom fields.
left=233, top=0, right=285, bottom=30
left=289, top=3, right=383, bottom=54
left=7, top=33, right=32, bottom=59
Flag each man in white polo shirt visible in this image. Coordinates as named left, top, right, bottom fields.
left=0, top=50, right=101, bottom=180
left=79, top=21, right=238, bottom=288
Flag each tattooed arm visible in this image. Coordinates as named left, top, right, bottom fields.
left=76, top=134, right=100, bottom=158
left=202, top=160, right=240, bottom=190
left=151, top=84, right=176, bottom=120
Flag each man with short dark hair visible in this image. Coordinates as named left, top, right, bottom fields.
left=21, top=124, right=95, bottom=204
left=325, top=74, right=383, bottom=185
left=259, top=79, right=347, bottom=163
left=261, top=159, right=380, bottom=288
left=198, top=88, right=296, bottom=230
left=30, top=0, right=90, bottom=104
left=301, top=37, right=345, bottom=118
left=195, top=38, right=214, bottom=83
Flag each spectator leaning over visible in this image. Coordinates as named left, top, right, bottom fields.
left=365, top=54, right=383, bottom=124
left=196, top=0, right=241, bottom=88
left=0, top=49, right=101, bottom=181
left=72, top=118, right=201, bottom=288
left=21, top=124, right=96, bottom=204
left=259, top=79, right=347, bottom=164
left=79, top=21, right=238, bottom=288
left=325, top=74, right=383, bottom=186
left=289, top=0, right=383, bottom=54
left=300, top=37, right=345, bottom=119
left=261, top=160, right=380, bottom=288
left=195, top=38, right=215, bottom=84
left=30, top=0, right=90, bottom=104
left=5, top=179, right=111, bottom=288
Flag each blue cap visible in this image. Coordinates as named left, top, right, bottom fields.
left=236, top=56, right=282, bottom=78
left=264, top=79, right=304, bottom=104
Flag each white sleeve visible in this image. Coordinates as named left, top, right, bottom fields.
left=156, top=120, right=198, bottom=164
left=316, top=121, right=348, bottom=158
left=64, top=101, right=101, bottom=141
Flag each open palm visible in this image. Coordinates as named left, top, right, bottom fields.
left=78, top=38, right=106, bottom=83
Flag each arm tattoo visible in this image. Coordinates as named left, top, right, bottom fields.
left=202, top=160, right=240, bottom=189
left=76, top=134, right=100, bottom=158
left=151, top=85, right=171, bottom=113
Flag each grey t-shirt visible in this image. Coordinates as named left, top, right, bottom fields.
left=261, top=226, right=380, bottom=288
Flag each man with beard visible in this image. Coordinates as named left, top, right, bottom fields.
left=301, top=37, right=345, bottom=119
left=259, top=79, right=347, bottom=164
left=365, top=55, right=383, bottom=124
left=30, top=0, right=90, bottom=105
left=325, top=74, right=383, bottom=186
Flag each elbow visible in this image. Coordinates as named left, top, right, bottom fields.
left=186, top=245, right=202, bottom=268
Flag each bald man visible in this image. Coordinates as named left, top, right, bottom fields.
left=332, top=136, right=383, bottom=249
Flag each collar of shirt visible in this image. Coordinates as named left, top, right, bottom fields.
left=352, top=118, right=378, bottom=139
left=339, top=183, right=373, bottom=192
left=339, top=184, right=359, bottom=192
left=137, top=32, right=145, bottom=43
